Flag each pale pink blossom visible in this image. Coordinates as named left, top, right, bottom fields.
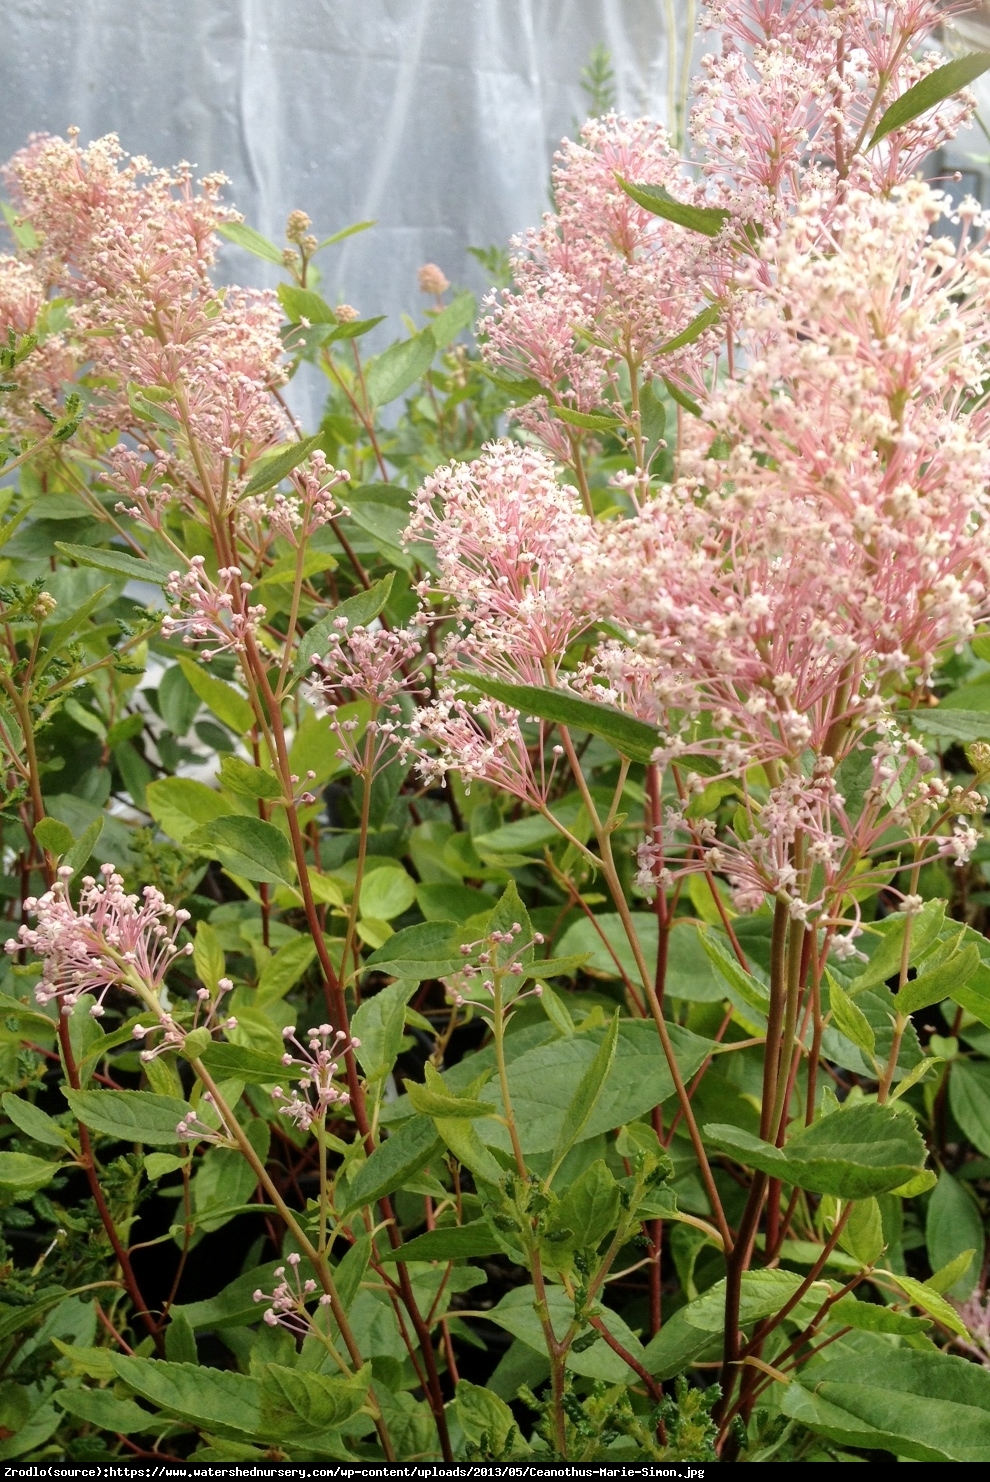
left=5, top=862, right=192, bottom=1015
left=160, top=555, right=266, bottom=661
left=271, top=1024, right=355, bottom=1131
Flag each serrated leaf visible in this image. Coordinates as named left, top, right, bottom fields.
left=32, top=817, right=73, bottom=857
left=381, top=1220, right=502, bottom=1264
left=259, top=1361, right=371, bottom=1437
left=0, top=1151, right=60, bottom=1192
left=912, top=708, right=990, bottom=742
left=1, top=1093, right=74, bottom=1150
left=705, top=1100, right=926, bottom=1199
left=242, top=434, right=323, bottom=497
left=146, top=776, right=230, bottom=844
left=197, top=1042, right=286, bottom=1084
left=291, top=574, right=394, bottom=678
left=352, top=980, right=415, bottom=1083
left=405, top=1080, right=497, bottom=1120
left=782, top=1342, right=990, bottom=1461
left=63, top=1089, right=189, bottom=1146
left=429, top=290, right=476, bottom=348
left=880, top=1270, right=970, bottom=1338
left=897, top=943, right=980, bottom=1015
left=827, top=971, right=876, bottom=1058
left=108, top=1353, right=260, bottom=1437
left=830, top=1296, right=930, bottom=1335
left=458, top=673, right=661, bottom=762
left=662, top=375, right=702, bottom=416
left=256, top=936, right=317, bottom=1005
left=870, top=52, right=990, bottom=148
left=433, top=1116, right=505, bottom=1184
left=54, top=1388, right=157, bottom=1434
left=187, top=815, right=295, bottom=886
left=54, top=542, right=171, bottom=585
left=218, top=754, right=282, bottom=800
left=277, top=283, right=337, bottom=324
left=362, top=920, right=464, bottom=980
left=176, top=657, right=254, bottom=734
left=364, top=328, right=436, bottom=406
left=616, top=177, right=730, bottom=236
left=846, top=900, right=944, bottom=993
left=340, top=1115, right=445, bottom=1213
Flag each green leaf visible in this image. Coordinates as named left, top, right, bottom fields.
left=837, top=1197, right=885, bottom=1268
left=187, top=815, right=296, bottom=886
left=898, top=943, right=981, bottom=1015
left=359, top=865, right=416, bottom=921
left=928, top=1248, right=978, bottom=1297
left=704, top=1101, right=927, bottom=1199
left=318, top=219, right=376, bottom=249
left=362, top=920, right=464, bottom=980
left=870, top=52, right=990, bottom=148
left=616, top=177, right=730, bottom=236
left=552, top=406, right=624, bottom=433
left=1, top=1093, right=73, bottom=1150
left=197, top=1042, right=286, bottom=1085
left=277, top=283, right=337, bottom=324
left=926, top=1171, right=981, bottom=1300
left=949, top=1059, right=990, bottom=1158
left=333, top=1234, right=371, bottom=1313
left=217, top=220, right=286, bottom=264
left=826, top=972, right=876, bottom=1058
left=256, top=936, right=317, bottom=1006
left=656, top=302, right=721, bottom=353
left=553, top=1159, right=622, bottom=1250
left=433, top=1116, right=505, bottom=1183
left=830, top=1297, right=930, bottom=1335
left=146, top=777, right=230, bottom=844
left=164, top=1309, right=197, bottom=1366
left=63, top=1089, right=189, bottom=1147
left=782, top=1343, right=990, bottom=1461
left=144, top=1152, right=187, bottom=1180
left=911, top=708, right=990, bottom=742
left=662, top=375, right=702, bottom=416
left=54, top=1388, right=157, bottom=1434
left=455, top=1380, right=527, bottom=1457
left=405, top=1081, right=497, bottom=1120
left=32, top=817, right=73, bottom=856
left=429, top=290, right=477, bottom=348
left=54, top=541, right=171, bottom=585
left=365, top=328, right=437, bottom=406
left=699, top=926, right=770, bottom=1014
left=381, top=1220, right=503, bottom=1264
left=845, top=899, right=944, bottom=993
left=176, top=657, right=254, bottom=734
left=216, top=755, right=281, bottom=802
left=259, top=1361, right=371, bottom=1438
left=341, top=1116, right=445, bottom=1213
left=459, top=673, right=661, bottom=762
left=242, top=434, right=323, bottom=497
left=550, top=1012, right=619, bottom=1173
left=291, top=573, right=395, bottom=679
left=486, top=1286, right=647, bottom=1384
left=352, top=980, right=416, bottom=1083
left=0, top=1151, right=59, bottom=1193
left=192, top=921, right=225, bottom=995
left=172, top=1257, right=315, bottom=1332
left=679, top=1268, right=808, bottom=1334
left=108, top=1354, right=260, bottom=1438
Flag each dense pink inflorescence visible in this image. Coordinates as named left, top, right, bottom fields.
left=3, top=132, right=289, bottom=481
left=4, top=863, right=192, bottom=1015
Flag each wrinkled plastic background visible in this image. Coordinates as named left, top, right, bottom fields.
left=2, top=3, right=987, bottom=422
left=0, top=0, right=702, bottom=421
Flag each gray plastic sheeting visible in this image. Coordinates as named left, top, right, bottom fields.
left=0, top=0, right=701, bottom=424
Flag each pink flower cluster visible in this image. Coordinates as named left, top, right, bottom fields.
left=3, top=131, right=288, bottom=490
left=0, top=255, right=78, bottom=440
left=160, top=556, right=267, bottom=661
left=270, top=1023, right=356, bottom=1131
left=5, top=862, right=192, bottom=1015
left=481, top=116, right=719, bottom=461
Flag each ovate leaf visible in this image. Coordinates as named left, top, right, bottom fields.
left=704, top=1101, right=926, bottom=1198
left=187, top=815, right=295, bottom=886
left=291, top=574, right=394, bottom=678
left=242, top=435, right=323, bottom=497
left=365, top=329, right=436, bottom=406
left=63, top=1089, right=189, bottom=1147
left=54, top=542, right=171, bottom=586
